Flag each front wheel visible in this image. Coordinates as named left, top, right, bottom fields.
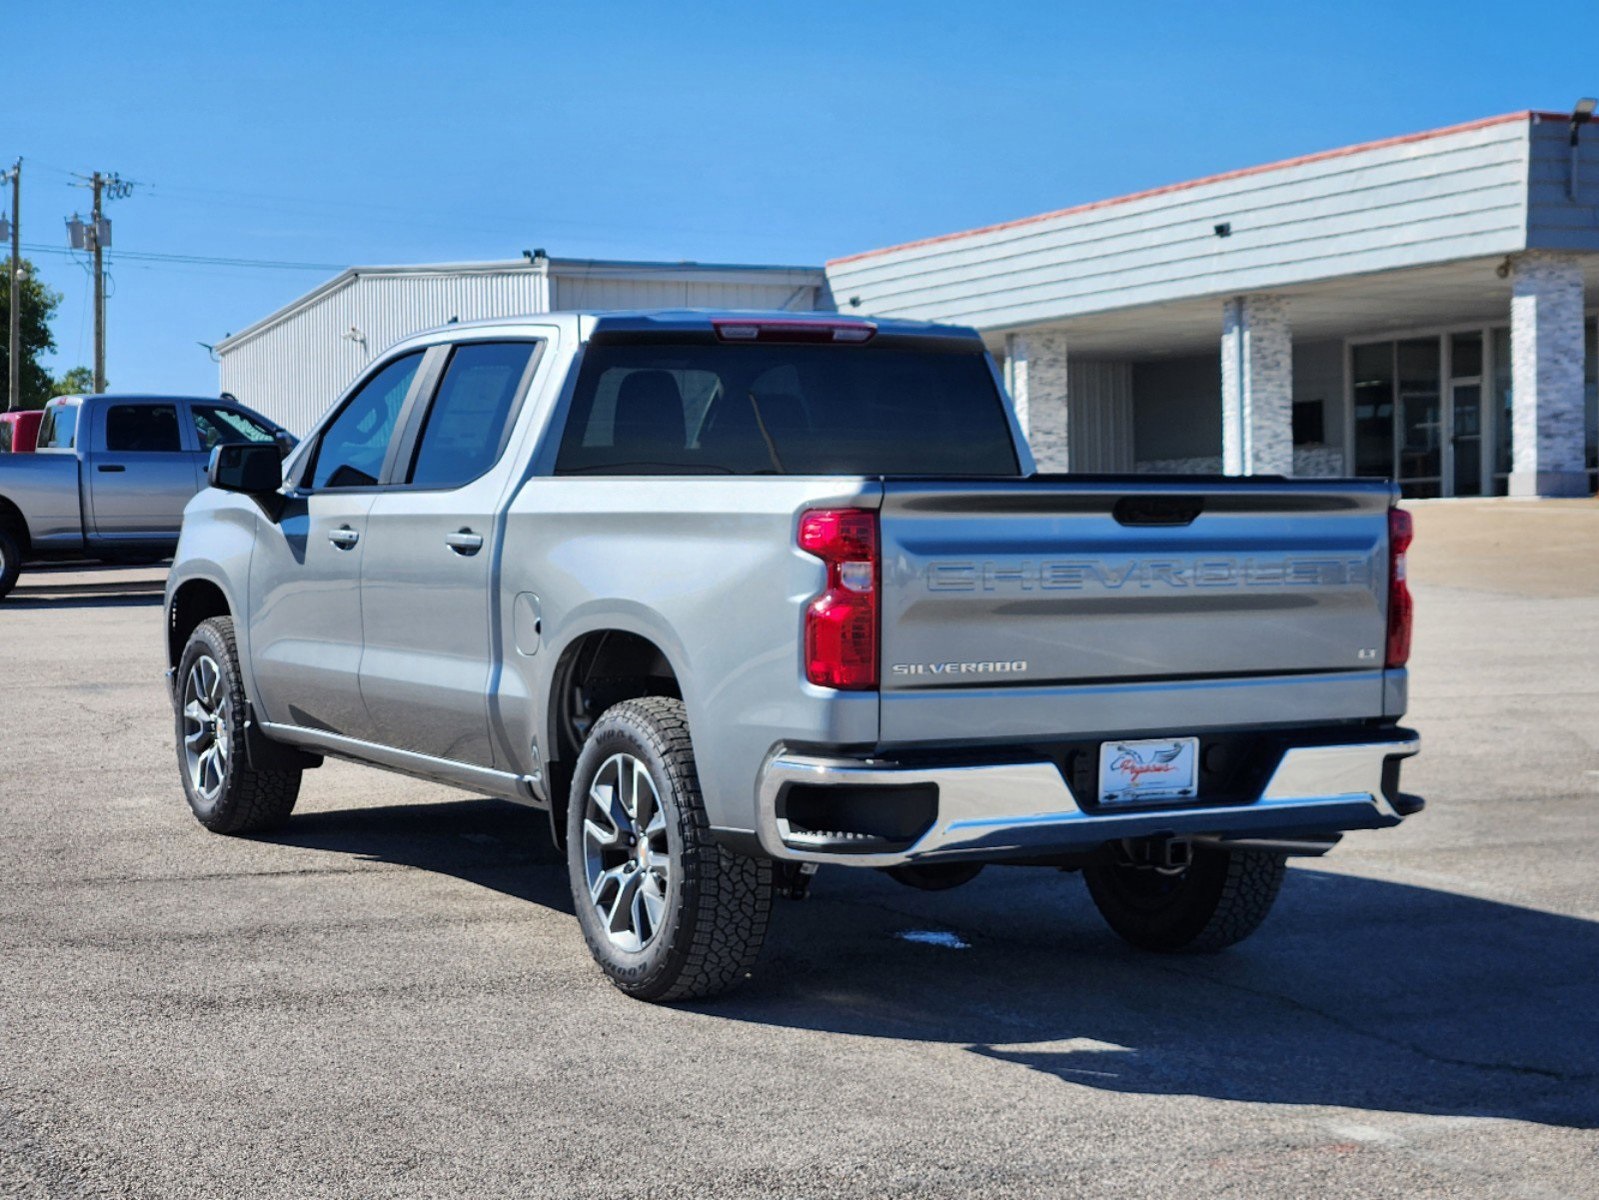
left=1083, top=845, right=1287, bottom=953
left=566, top=696, right=773, bottom=1002
left=175, top=616, right=301, bottom=834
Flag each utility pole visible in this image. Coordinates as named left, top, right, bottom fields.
left=66, top=171, right=130, bottom=394
left=91, top=172, right=106, bottom=393
left=5, top=159, right=18, bottom=412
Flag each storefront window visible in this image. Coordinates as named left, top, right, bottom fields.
left=1351, top=342, right=1393, bottom=478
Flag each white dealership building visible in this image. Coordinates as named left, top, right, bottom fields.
left=221, top=107, right=1597, bottom=498
left=828, top=108, right=1599, bottom=499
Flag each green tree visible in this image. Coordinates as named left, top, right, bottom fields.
left=51, top=365, right=96, bottom=397
left=0, top=257, right=62, bottom=411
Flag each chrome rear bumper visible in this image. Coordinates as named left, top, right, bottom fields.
left=755, top=734, right=1420, bottom=867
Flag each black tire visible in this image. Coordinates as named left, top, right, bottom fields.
left=884, top=862, right=985, bottom=891
left=1083, top=845, right=1287, bottom=953
left=175, top=616, right=301, bottom=835
left=566, top=696, right=773, bottom=1002
left=0, top=524, right=21, bottom=600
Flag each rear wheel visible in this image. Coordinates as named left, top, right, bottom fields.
left=566, top=696, right=773, bottom=1001
left=0, top=525, right=21, bottom=600
left=1083, top=845, right=1286, bottom=952
left=175, top=616, right=301, bottom=834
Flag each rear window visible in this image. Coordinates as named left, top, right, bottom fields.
left=554, top=340, right=1020, bottom=476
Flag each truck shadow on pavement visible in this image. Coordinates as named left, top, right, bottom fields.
left=263, top=797, right=573, bottom=914
left=717, top=865, right=1599, bottom=1130
left=7, top=571, right=165, bottom=609
left=260, top=798, right=1596, bottom=1129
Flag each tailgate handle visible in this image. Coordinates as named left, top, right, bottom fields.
left=1113, top=495, right=1203, bottom=526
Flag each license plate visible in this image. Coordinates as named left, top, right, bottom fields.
left=1097, top=737, right=1200, bottom=805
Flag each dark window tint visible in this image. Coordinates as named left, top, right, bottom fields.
left=555, top=341, right=1019, bottom=476
left=38, top=403, right=78, bottom=450
left=106, top=404, right=182, bottom=453
left=408, top=342, right=536, bottom=488
left=192, top=404, right=275, bottom=451
left=0, top=424, right=10, bottom=452
left=309, top=352, right=423, bottom=489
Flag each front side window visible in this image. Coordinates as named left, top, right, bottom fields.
left=308, top=352, right=423, bottom=489
left=192, top=404, right=275, bottom=451
left=407, top=342, right=536, bottom=488
left=105, top=404, right=182, bottom=453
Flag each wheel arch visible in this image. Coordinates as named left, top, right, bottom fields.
left=167, top=576, right=236, bottom=671
left=0, top=493, right=31, bottom=557
left=543, top=625, right=686, bottom=846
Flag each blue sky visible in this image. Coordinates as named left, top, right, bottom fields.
left=7, top=0, right=1595, bottom=395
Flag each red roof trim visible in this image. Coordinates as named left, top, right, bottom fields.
left=827, top=111, right=1553, bottom=268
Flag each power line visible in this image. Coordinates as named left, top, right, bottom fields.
left=22, top=242, right=344, bottom=272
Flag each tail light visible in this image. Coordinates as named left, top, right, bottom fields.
left=798, top=508, right=878, bottom=689
left=1386, top=507, right=1414, bottom=668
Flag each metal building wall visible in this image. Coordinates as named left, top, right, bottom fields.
left=550, top=269, right=822, bottom=313
left=1066, top=361, right=1135, bottom=471
left=219, top=262, right=828, bottom=435
left=219, top=268, right=549, bottom=434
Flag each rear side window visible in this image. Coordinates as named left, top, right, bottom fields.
left=0, top=424, right=10, bottom=452
left=407, top=342, right=536, bottom=488
left=555, top=341, right=1019, bottom=476
left=37, top=404, right=78, bottom=450
left=191, top=405, right=275, bottom=451
left=309, top=352, right=423, bottom=489
left=106, top=405, right=182, bottom=453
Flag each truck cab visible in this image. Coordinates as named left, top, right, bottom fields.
left=0, top=392, right=289, bottom=599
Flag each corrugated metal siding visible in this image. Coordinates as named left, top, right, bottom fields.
left=828, top=118, right=1534, bottom=331
left=1527, top=119, right=1599, bottom=251
left=219, top=266, right=825, bottom=435
left=1067, top=361, right=1134, bottom=471
left=220, top=269, right=548, bottom=434
left=551, top=273, right=820, bottom=312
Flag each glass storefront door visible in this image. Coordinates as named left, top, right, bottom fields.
left=1450, top=382, right=1483, bottom=496
left=1396, top=338, right=1442, bottom=498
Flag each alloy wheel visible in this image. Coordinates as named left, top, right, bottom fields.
left=181, top=654, right=231, bottom=803
left=581, top=752, right=671, bottom=952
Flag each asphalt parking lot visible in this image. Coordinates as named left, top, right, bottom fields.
left=3, top=501, right=1597, bottom=1198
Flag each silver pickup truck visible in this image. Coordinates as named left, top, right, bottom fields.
left=0, top=392, right=289, bottom=598
left=164, top=310, right=1421, bottom=1002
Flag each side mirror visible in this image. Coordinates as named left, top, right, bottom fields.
left=273, top=429, right=298, bottom=459
left=209, top=442, right=283, bottom=495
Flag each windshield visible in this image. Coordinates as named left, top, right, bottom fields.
left=555, top=340, right=1020, bottom=476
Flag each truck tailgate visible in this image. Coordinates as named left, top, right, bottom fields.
left=877, top=478, right=1396, bottom=745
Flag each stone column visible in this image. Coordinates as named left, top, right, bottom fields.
left=1005, top=330, right=1070, bottom=472
left=1510, top=251, right=1588, bottom=497
left=1220, top=295, right=1293, bottom=476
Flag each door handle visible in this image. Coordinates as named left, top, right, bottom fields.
left=328, top=525, right=360, bottom=549
left=445, top=529, right=484, bottom=556
left=97, top=464, right=126, bottom=473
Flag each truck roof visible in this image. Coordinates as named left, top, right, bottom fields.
left=389, top=308, right=985, bottom=350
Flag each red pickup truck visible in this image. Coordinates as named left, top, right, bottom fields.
left=0, top=411, right=42, bottom=454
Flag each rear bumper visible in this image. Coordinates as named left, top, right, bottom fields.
left=755, top=731, right=1420, bottom=867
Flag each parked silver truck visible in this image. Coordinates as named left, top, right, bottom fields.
left=0, top=392, right=290, bottom=598
left=164, top=310, right=1421, bottom=1002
